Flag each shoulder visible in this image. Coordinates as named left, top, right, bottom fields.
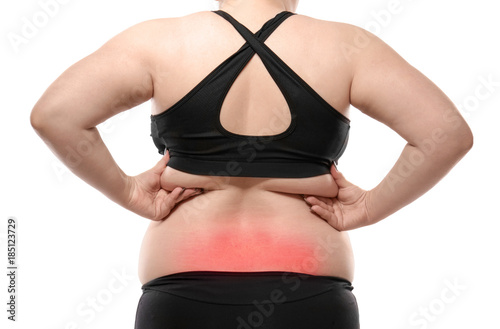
left=94, top=11, right=215, bottom=66
left=102, top=11, right=214, bottom=47
left=132, top=11, right=219, bottom=35
left=292, top=14, right=366, bottom=36
left=293, top=14, right=388, bottom=57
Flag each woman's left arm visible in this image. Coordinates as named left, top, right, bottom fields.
left=305, top=26, right=474, bottom=231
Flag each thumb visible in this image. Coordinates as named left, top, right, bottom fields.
left=152, top=149, right=170, bottom=174
left=330, top=163, right=351, bottom=188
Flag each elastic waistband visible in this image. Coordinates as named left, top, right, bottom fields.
left=142, top=271, right=353, bottom=305
left=167, top=156, right=331, bottom=178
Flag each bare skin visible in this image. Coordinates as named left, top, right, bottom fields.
left=30, top=0, right=473, bottom=285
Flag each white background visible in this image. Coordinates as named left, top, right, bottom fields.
left=1, top=0, right=499, bottom=328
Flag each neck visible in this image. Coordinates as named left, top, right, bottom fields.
left=218, top=0, right=298, bottom=27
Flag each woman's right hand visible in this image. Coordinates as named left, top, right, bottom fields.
left=303, top=165, right=372, bottom=231
left=124, top=150, right=203, bottom=221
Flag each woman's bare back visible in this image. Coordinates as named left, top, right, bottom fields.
left=138, top=11, right=357, bottom=284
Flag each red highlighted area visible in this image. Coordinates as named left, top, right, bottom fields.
left=173, top=226, right=334, bottom=275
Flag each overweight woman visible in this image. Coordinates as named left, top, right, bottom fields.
left=30, top=0, right=473, bottom=328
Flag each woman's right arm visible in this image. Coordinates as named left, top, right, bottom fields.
left=30, top=20, right=201, bottom=221
left=305, top=25, right=473, bottom=231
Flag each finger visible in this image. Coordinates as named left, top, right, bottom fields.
left=154, top=189, right=172, bottom=221
left=329, top=165, right=351, bottom=189
left=164, top=187, right=184, bottom=204
left=310, top=204, right=341, bottom=230
left=305, top=197, right=332, bottom=218
left=170, top=187, right=204, bottom=202
left=304, top=195, right=333, bottom=207
left=313, top=195, right=334, bottom=206
left=161, top=149, right=170, bottom=163
left=154, top=187, right=185, bottom=220
left=180, top=188, right=204, bottom=200
left=152, top=152, right=170, bottom=175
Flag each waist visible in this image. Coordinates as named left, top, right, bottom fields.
left=160, top=165, right=339, bottom=198
left=141, top=270, right=353, bottom=304
left=166, top=155, right=332, bottom=178
left=139, top=190, right=355, bottom=284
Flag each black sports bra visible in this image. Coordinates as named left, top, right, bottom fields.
left=151, top=10, right=350, bottom=178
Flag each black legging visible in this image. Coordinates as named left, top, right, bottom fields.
left=134, top=271, right=360, bottom=329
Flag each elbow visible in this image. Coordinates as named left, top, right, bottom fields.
left=30, top=105, right=61, bottom=136
left=455, top=125, right=474, bottom=155
left=30, top=107, right=46, bottom=133
left=420, top=124, right=473, bottom=165
left=30, top=106, right=48, bottom=134
left=443, top=125, right=474, bottom=160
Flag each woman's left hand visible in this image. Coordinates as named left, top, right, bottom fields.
left=302, top=165, right=372, bottom=231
